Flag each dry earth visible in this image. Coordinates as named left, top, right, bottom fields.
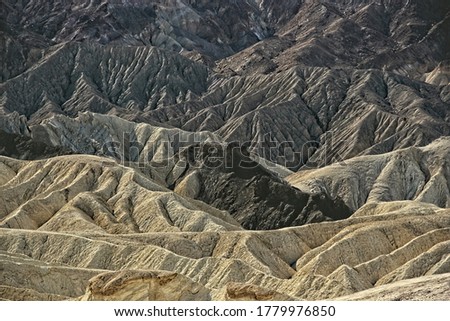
left=1, top=0, right=449, bottom=301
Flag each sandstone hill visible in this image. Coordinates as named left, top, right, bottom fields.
left=1, top=152, right=449, bottom=300
left=287, top=137, right=450, bottom=211
left=0, top=0, right=449, bottom=301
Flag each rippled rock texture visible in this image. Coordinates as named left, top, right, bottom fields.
left=1, top=0, right=449, bottom=301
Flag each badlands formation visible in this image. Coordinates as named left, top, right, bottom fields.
left=0, top=0, right=449, bottom=300
left=1, top=145, right=449, bottom=300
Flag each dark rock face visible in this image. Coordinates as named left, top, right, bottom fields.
left=0, top=42, right=209, bottom=124
left=216, top=0, right=450, bottom=79
left=0, top=129, right=71, bottom=160
left=3, top=1, right=448, bottom=79
left=1, top=1, right=449, bottom=168
left=142, top=67, right=450, bottom=169
left=173, top=143, right=352, bottom=229
left=1, top=2, right=448, bottom=170
left=0, top=0, right=292, bottom=64
left=1, top=41, right=448, bottom=169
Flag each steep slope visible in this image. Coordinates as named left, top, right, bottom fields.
left=2, top=0, right=448, bottom=79
left=27, top=112, right=352, bottom=229
left=4, top=45, right=448, bottom=168
left=423, top=61, right=450, bottom=86
left=287, top=137, right=450, bottom=211
left=0, top=251, right=103, bottom=300
left=0, top=42, right=209, bottom=124
left=0, top=0, right=299, bottom=73
left=172, top=142, right=351, bottom=229
left=81, top=270, right=212, bottom=301
left=144, top=67, right=450, bottom=168
left=0, top=32, right=48, bottom=83
left=30, top=112, right=220, bottom=184
left=216, top=0, right=450, bottom=80
left=0, top=126, right=352, bottom=230
left=0, top=155, right=241, bottom=233
left=1, top=1, right=448, bottom=168
left=0, top=129, right=71, bottom=160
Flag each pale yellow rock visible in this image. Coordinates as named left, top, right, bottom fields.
left=0, top=155, right=242, bottom=233
left=0, top=251, right=104, bottom=299
left=336, top=273, right=450, bottom=301
left=423, top=63, right=450, bottom=86
left=0, top=162, right=16, bottom=186
left=376, top=240, right=450, bottom=285
left=174, top=170, right=201, bottom=199
left=0, top=286, right=69, bottom=301
left=1, top=154, right=450, bottom=301
left=82, top=270, right=211, bottom=301
left=214, top=282, right=294, bottom=301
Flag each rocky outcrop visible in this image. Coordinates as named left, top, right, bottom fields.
left=0, top=112, right=30, bottom=136
left=144, top=67, right=449, bottom=168
left=423, top=61, right=450, bottom=86
left=30, top=112, right=220, bottom=185
left=0, top=129, right=71, bottom=160
left=3, top=58, right=448, bottom=168
left=216, top=282, right=294, bottom=301
left=0, top=42, right=209, bottom=124
left=0, top=152, right=348, bottom=233
left=0, top=251, right=103, bottom=300
left=216, top=0, right=450, bottom=81
left=2, top=0, right=448, bottom=79
left=81, top=272, right=294, bottom=301
left=0, top=0, right=291, bottom=65
left=82, top=270, right=211, bottom=301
